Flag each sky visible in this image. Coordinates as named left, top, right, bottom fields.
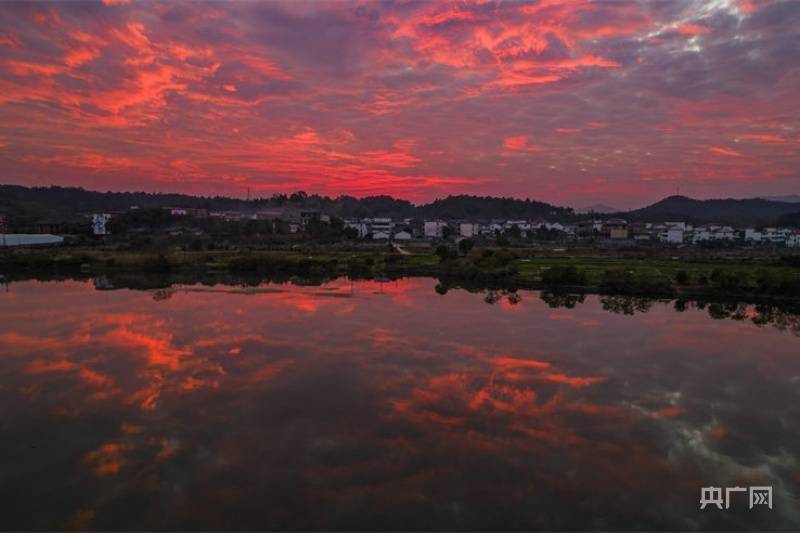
left=0, top=0, right=798, bottom=209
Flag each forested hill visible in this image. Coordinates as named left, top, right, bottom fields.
left=3, top=185, right=798, bottom=226
left=0, top=185, right=571, bottom=222
left=418, top=195, right=573, bottom=220
left=0, top=185, right=418, bottom=221
left=625, top=195, right=800, bottom=226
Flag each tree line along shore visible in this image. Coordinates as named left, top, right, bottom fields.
left=2, top=243, right=799, bottom=303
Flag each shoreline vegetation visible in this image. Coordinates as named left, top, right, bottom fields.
left=2, top=243, right=800, bottom=306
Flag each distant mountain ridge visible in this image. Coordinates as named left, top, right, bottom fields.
left=625, top=195, right=800, bottom=226
left=760, top=195, right=800, bottom=203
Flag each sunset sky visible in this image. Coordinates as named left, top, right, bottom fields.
left=0, top=0, right=798, bottom=208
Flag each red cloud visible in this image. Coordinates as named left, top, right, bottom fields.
left=0, top=0, right=795, bottom=204
left=502, top=136, right=540, bottom=155
left=503, top=136, right=530, bottom=150
left=708, top=146, right=744, bottom=157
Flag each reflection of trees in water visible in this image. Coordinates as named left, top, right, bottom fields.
left=599, top=295, right=656, bottom=315
left=706, top=302, right=749, bottom=321
left=540, top=291, right=586, bottom=309
left=484, top=291, right=501, bottom=304
left=542, top=292, right=800, bottom=337
left=675, top=300, right=800, bottom=335
left=752, top=304, right=800, bottom=336
left=483, top=289, right=522, bottom=305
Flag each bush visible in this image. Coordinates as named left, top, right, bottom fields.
left=675, top=270, right=690, bottom=285
left=435, top=245, right=457, bottom=263
left=474, top=249, right=515, bottom=269
left=600, top=268, right=674, bottom=296
left=709, top=268, right=749, bottom=291
left=755, top=268, right=800, bottom=295
left=541, top=265, right=587, bottom=286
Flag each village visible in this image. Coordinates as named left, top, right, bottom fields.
left=1, top=206, right=800, bottom=248
left=348, top=216, right=800, bottom=247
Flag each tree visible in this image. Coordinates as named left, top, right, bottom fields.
left=505, top=224, right=521, bottom=239
left=458, top=238, right=475, bottom=256
left=290, top=191, right=308, bottom=203
left=434, top=244, right=456, bottom=263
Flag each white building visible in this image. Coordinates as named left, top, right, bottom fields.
left=344, top=220, right=369, bottom=238
left=481, top=222, right=504, bottom=237
left=787, top=232, right=800, bottom=248
left=459, top=222, right=481, bottom=238
left=92, top=213, right=111, bottom=236
left=665, top=221, right=687, bottom=231
left=692, top=225, right=736, bottom=243
left=717, top=226, right=736, bottom=240
left=344, top=218, right=396, bottom=238
left=763, top=227, right=791, bottom=244
left=530, top=220, right=564, bottom=232
left=661, top=228, right=684, bottom=244
left=372, top=231, right=390, bottom=240
left=366, top=217, right=394, bottom=235
left=744, top=228, right=763, bottom=243
left=424, top=220, right=448, bottom=238
left=0, top=234, right=64, bottom=247
left=393, top=231, right=412, bottom=240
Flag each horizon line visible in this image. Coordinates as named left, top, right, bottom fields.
left=4, top=182, right=798, bottom=212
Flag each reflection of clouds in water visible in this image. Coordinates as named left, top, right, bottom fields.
left=0, top=280, right=799, bottom=529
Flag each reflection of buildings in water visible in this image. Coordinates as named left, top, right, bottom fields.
left=152, top=289, right=175, bottom=301
left=93, top=276, right=114, bottom=290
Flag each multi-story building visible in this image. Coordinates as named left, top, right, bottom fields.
left=692, top=225, right=736, bottom=243
left=92, top=213, right=111, bottom=236
left=424, top=220, right=449, bottom=238
left=459, top=222, right=481, bottom=238
left=661, top=228, right=684, bottom=244
left=344, top=220, right=369, bottom=238
left=604, top=219, right=629, bottom=240
left=744, top=228, right=763, bottom=242
left=367, top=217, right=394, bottom=235
left=762, top=227, right=791, bottom=244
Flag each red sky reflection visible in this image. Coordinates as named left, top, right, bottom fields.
left=1, top=279, right=800, bottom=529
left=0, top=1, right=799, bottom=207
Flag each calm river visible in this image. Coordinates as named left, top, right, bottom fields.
left=0, top=278, right=798, bottom=530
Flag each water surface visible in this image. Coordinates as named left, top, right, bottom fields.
left=0, top=278, right=798, bottom=530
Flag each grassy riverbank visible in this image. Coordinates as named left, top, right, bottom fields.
left=2, top=244, right=799, bottom=302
